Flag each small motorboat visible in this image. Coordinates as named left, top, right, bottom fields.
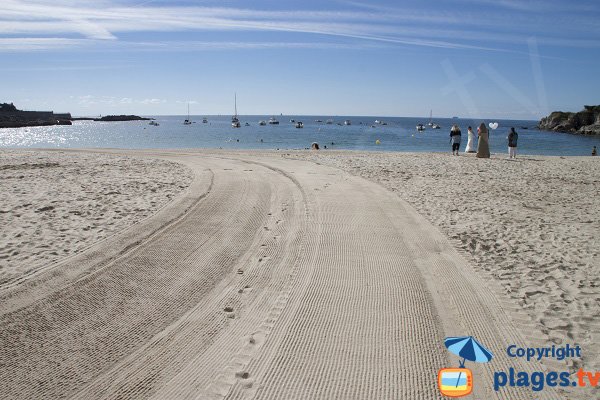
left=258, top=120, right=267, bottom=126
left=344, top=120, right=351, bottom=125
left=149, top=121, right=159, bottom=126
left=202, top=117, right=208, bottom=123
left=295, top=121, right=304, bottom=128
left=432, top=124, right=441, bottom=129
left=290, top=119, right=296, bottom=123
left=245, top=122, right=250, bottom=126
left=268, top=116, right=279, bottom=125
left=416, top=123, right=425, bottom=131
left=315, top=119, right=323, bottom=123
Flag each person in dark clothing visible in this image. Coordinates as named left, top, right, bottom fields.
left=450, top=125, right=462, bottom=156
left=507, top=127, right=518, bottom=159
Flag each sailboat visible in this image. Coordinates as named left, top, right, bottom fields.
left=231, top=93, right=241, bottom=128
left=184, top=103, right=192, bottom=125
left=427, top=110, right=441, bottom=129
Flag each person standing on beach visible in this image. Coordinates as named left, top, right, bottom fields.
left=593, top=146, right=597, bottom=156
left=507, top=127, right=518, bottom=159
left=464, top=126, right=476, bottom=153
left=477, top=123, right=490, bottom=158
left=450, top=125, right=462, bottom=155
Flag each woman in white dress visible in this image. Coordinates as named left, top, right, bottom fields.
left=464, top=126, right=476, bottom=153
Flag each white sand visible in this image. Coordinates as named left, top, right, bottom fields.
left=0, top=149, right=596, bottom=399
left=0, top=150, right=193, bottom=285
left=289, top=150, right=600, bottom=371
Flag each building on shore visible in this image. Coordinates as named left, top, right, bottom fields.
left=0, top=102, right=72, bottom=128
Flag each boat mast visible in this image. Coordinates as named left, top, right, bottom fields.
left=234, top=93, right=238, bottom=118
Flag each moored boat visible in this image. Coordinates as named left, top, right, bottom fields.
left=184, top=103, right=192, bottom=125
left=232, top=93, right=240, bottom=128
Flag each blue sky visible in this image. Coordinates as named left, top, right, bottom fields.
left=1, top=0, right=599, bottom=119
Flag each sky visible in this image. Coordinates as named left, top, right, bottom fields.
left=1, top=0, right=599, bottom=119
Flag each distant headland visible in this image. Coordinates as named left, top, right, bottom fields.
left=1, top=102, right=151, bottom=128
left=73, top=115, right=152, bottom=122
left=0, top=102, right=71, bottom=128
left=539, top=105, right=600, bottom=135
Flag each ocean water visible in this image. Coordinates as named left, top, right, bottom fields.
left=1, top=115, right=599, bottom=156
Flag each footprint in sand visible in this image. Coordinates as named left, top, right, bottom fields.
left=238, top=285, right=252, bottom=294
left=224, top=306, right=235, bottom=319
left=235, top=371, right=250, bottom=379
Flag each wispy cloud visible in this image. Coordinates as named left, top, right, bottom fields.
left=0, top=37, right=87, bottom=51
left=0, top=0, right=597, bottom=53
left=73, top=95, right=166, bottom=107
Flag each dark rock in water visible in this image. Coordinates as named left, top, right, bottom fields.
left=93, top=115, right=152, bottom=121
left=0, top=102, right=72, bottom=128
left=538, top=105, right=600, bottom=135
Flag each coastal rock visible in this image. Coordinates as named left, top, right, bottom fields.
left=538, top=105, right=600, bottom=135
left=0, top=102, right=71, bottom=128
left=93, top=115, right=151, bottom=122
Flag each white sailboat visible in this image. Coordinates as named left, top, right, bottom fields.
left=232, top=93, right=240, bottom=128
left=184, top=103, right=192, bottom=125
left=427, top=110, right=433, bottom=127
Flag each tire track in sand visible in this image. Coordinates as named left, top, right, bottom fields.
left=219, top=155, right=559, bottom=400
left=0, top=156, right=289, bottom=399
left=0, top=151, right=559, bottom=399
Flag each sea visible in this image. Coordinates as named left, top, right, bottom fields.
left=2, top=115, right=599, bottom=156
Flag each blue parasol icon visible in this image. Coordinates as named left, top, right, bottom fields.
left=444, top=336, right=493, bottom=388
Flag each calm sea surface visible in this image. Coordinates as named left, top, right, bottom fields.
left=2, top=115, right=599, bottom=156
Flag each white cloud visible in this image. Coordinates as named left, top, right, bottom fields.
left=0, top=37, right=86, bottom=51
left=0, top=0, right=597, bottom=53
left=75, top=95, right=165, bottom=106
left=140, top=98, right=165, bottom=105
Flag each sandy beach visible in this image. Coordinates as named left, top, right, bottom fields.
left=289, top=151, right=600, bottom=372
left=0, top=148, right=597, bottom=399
left=0, top=150, right=193, bottom=286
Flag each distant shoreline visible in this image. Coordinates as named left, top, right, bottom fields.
left=72, top=115, right=153, bottom=122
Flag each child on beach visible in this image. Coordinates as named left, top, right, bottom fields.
left=450, top=125, right=462, bottom=156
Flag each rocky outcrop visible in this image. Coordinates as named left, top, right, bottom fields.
left=0, top=103, right=71, bottom=128
left=94, top=115, right=151, bottom=122
left=538, top=105, right=600, bottom=135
